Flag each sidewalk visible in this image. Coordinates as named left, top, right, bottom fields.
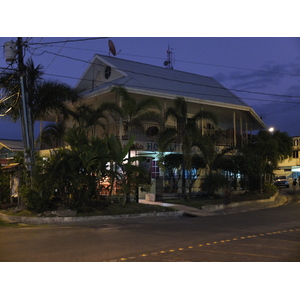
left=139, top=199, right=216, bottom=217
left=139, top=188, right=297, bottom=217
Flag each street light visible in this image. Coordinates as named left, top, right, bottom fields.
left=269, top=127, right=275, bottom=133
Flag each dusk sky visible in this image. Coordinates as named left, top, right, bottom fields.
left=1, top=36, right=300, bottom=140
left=1, top=2, right=299, bottom=143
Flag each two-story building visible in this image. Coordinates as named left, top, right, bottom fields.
left=43, top=54, right=266, bottom=197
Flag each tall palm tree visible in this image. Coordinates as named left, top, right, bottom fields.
left=158, top=97, right=218, bottom=198
left=70, top=102, right=122, bottom=137
left=106, top=134, right=149, bottom=205
left=242, top=130, right=292, bottom=192
left=39, top=126, right=109, bottom=207
left=193, top=132, right=233, bottom=175
left=0, top=58, right=79, bottom=136
left=112, top=86, right=162, bottom=139
left=111, top=86, right=162, bottom=202
left=37, top=122, right=66, bottom=149
left=1, top=58, right=79, bottom=176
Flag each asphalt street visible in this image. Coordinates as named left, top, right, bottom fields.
left=0, top=197, right=299, bottom=262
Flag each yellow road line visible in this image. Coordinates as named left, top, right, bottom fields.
left=113, top=228, right=299, bottom=262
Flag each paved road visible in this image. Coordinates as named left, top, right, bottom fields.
left=0, top=200, right=299, bottom=262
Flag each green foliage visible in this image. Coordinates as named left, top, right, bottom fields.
left=20, top=186, right=48, bottom=213
left=238, top=130, right=292, bottom=191
left=159, top=153, right=182, bottom=193
left=0, top=170, right=10, bottom=203
left=201, top=172, right=229, bottom=196
left=263, top=183, right=277, bottom=195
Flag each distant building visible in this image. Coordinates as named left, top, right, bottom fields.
left=0, top=139, right=23, bottom=166
left=275, top=136, right=300, bottom=182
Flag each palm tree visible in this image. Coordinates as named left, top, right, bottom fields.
left=37, top=122, right=66, bottom=149
left=106, top=134, right=133, bottom=204
left=112, top=86, right=162, bottom=139
left=0, top=58, right=79, bottom=138
left=38, top=126, right=109, bottom=207
left=1, top=58, right=79, bottom=181
left=70, top=102, right=122, bottom=137
left=158, top=97, right=218, bottom=199
left=111, top=86, right=162, bottom=202
left=193, top=132, right=234, bottom=175
left=241, top=130, right=292, bottom=192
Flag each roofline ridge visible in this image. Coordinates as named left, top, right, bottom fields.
left=95, top=54, right=215, bottom=80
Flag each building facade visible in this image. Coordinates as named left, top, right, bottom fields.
left=275, top=136, right=300, bottom=183
left=44, top=54, right=266, bottom=197
left=0, top=139, right=23, bottom=166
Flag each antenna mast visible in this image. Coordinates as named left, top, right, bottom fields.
left=164, top=45, right=174, bottom=69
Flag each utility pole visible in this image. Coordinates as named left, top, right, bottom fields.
left=16, top=37, right=34, bottom=176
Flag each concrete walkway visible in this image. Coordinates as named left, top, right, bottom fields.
left=139, top=199, right=216, bottom=217
left=139, top=188, right=298, bottom=217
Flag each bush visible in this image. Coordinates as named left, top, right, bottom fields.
left=20, top=186, right=49, bottom=213
left=200, top=173, right=229, bottom=196
left=0, top=171, right=10, bottom=204
left=263, top=183, right=277, bottom=195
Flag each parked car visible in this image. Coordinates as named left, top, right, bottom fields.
left=274, top=176, right=290, bottom=188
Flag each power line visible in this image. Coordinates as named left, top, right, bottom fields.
left=44, top=39, right=68, bottom=72
left=3, top=43, right=300, bottom=106
left=44, top=43, right=300, bottom=79
left=27, top=37, right=108, bottom=46
left=41, top=50, right=300, bottom=100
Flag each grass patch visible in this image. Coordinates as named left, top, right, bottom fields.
left=163, top=191, right=277, bottom=208
left=0, top=190, right=277, bottom=218
left=0, top=219, right=20, bottom=227
left=1, top=209, right=38, bottom=217
left=77, top=202, right=176, bottom=216
left=1, top=202, right=176, bottom=218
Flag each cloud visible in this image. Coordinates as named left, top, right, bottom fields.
left=215, top=61, right=294, bottom=91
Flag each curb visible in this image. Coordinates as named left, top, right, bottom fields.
left=0, top=211, right=184, bottom=225
left=201, top=191, right=287, bottom=215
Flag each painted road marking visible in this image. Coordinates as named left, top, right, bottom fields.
left=113, top=228, right=299, bottom=261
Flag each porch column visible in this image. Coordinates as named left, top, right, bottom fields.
left=233, top=111, right=236, bottom=147
left=240, top=115, right=243, bottom=147
left=119, top=95, right=123, bottom=143
left=201, top=107, right=204, bottom=136
left=245, top=121, right=248, bottom=144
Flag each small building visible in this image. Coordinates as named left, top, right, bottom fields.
left=275, top=136, right=300, bottom=182
left=0, top=139, right=23, bottom=166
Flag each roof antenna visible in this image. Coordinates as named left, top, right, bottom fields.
left=163, top=45, right=174, bottom=69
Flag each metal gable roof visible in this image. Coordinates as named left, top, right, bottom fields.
left=85, top=54, right=249, bottom=107
left=0, top=139, right=23, bottom=152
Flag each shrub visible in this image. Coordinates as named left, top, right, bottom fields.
left=0, top=171, right=10, bottom=204
left=263, top=183, right=277, bottom=195
left=200, top=173, right=229, bottom=196
left=20, top=186, right=49, bottom=213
